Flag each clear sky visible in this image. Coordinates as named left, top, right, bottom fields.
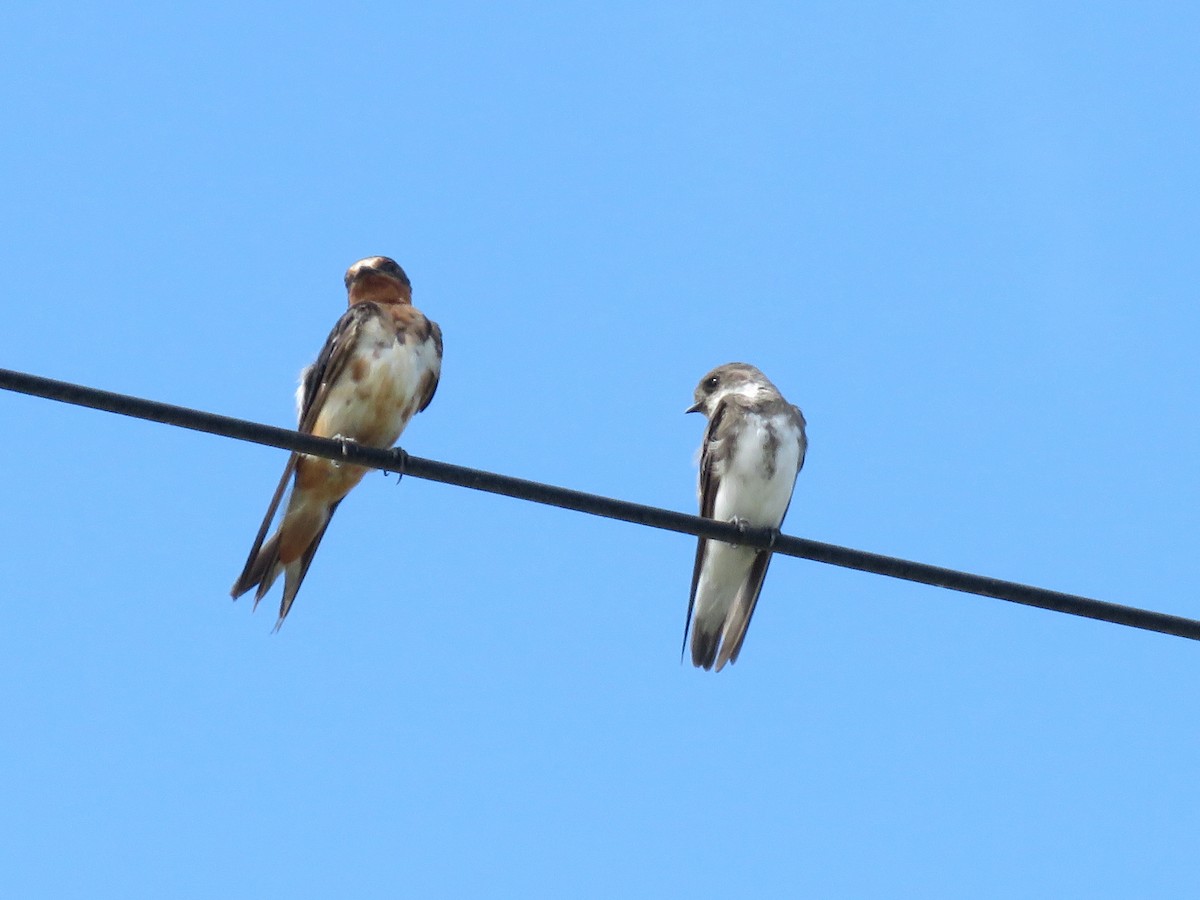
left=2, top=2, right=1199, bottom=897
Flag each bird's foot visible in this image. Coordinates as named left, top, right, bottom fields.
left=331, top=434, right=358, bottom=469
left=386, top=447, right=408, bottom=484
left=728, top=516, right=751, bottom=548
left=726, top=518, right=777, bottom=550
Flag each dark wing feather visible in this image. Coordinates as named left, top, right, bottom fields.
left=415, top=319, right=443, bottom=413
left=680, top=400, right=728, bottom=659
left=297, top=302, right=381, bottom=431
left=793, top=403, right=807, bottom=474
left=231, top=304, right=379, bottom=599
left=717, top=550, right=773, bottom=669
left=231, top=458, right=296, bottom=600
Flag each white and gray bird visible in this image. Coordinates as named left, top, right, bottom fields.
left=683, top=362, right=807, bottom=670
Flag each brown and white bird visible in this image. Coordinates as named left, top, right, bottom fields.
left=683, top=363, right=807, bottom=670
left=231, top=256, right=443, bottom=628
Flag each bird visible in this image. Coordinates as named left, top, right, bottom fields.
left=683, top=362, right=807, bottom=670
left=230, top=256, right=443, bottom=629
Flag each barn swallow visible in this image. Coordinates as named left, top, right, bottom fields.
left=683, top=363, right=807, bottom=670
left=230, top=256, right=443, bottom=628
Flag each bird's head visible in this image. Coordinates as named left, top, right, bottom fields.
left=686, top=362, right=774, bottom=416
left=344, top=256, right=412, bottom=305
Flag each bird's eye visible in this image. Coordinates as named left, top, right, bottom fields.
left=706, top=376, right=719, bottom=391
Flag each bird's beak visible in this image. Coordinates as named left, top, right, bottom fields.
left=685, top=401, right=703, bottom=414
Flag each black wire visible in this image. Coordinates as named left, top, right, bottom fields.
left=2, top=365, right=1197, bottom=642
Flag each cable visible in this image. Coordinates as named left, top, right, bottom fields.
left=2, top=365, right=1197, bottom=642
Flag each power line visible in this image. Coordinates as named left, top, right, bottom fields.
left=2, top=364, right=1197, bottom=643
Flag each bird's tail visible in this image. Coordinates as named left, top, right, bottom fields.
left=691, top=622, right=721, bottom=670
left=231, top=495, right=341, bottom=629
left=690, top=609, right=747, bottom=672
left=231, top=530, right=283, bottom=603
left=712, top=551, right=774, bottom=671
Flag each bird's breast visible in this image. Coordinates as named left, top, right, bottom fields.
left=312, top=317, right=439, bottom=447
left=712, top=413, right=802, bottom=527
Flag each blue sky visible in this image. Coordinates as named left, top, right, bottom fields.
left=2, top=2, right=1199, bottom=896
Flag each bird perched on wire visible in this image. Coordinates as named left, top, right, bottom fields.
left=682, top=363, right=807, bottom=670
left=231, top=256, right=443, bottom=629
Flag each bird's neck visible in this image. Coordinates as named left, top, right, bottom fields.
left=348, top=276, right=412, bottom=306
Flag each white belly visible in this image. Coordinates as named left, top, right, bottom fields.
left=312, top=318, right=439, bottom=447
left=693, top=412, right=803, bottom=626
left=711, top=413, right=802, bottom=529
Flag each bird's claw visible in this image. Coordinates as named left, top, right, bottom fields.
left=726, top=518, right=777, bottom=550
left=331, top=434, right=357, bottom=468
left=387, top=447, right=408, bottom=484
left=728, top=516, right=750, bottom=549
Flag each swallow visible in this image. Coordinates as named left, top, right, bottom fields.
left=231, top=256, right=443, bottom=628
left=683, top=362, right=807, bottom=670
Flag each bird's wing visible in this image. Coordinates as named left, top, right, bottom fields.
left=715, top=550, right=773, bottom=670
left=681, top=398, right=730, bottom=658
left=397, top=308, right=443, bottom=414
left=231, top=303, right=379, bottom=598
